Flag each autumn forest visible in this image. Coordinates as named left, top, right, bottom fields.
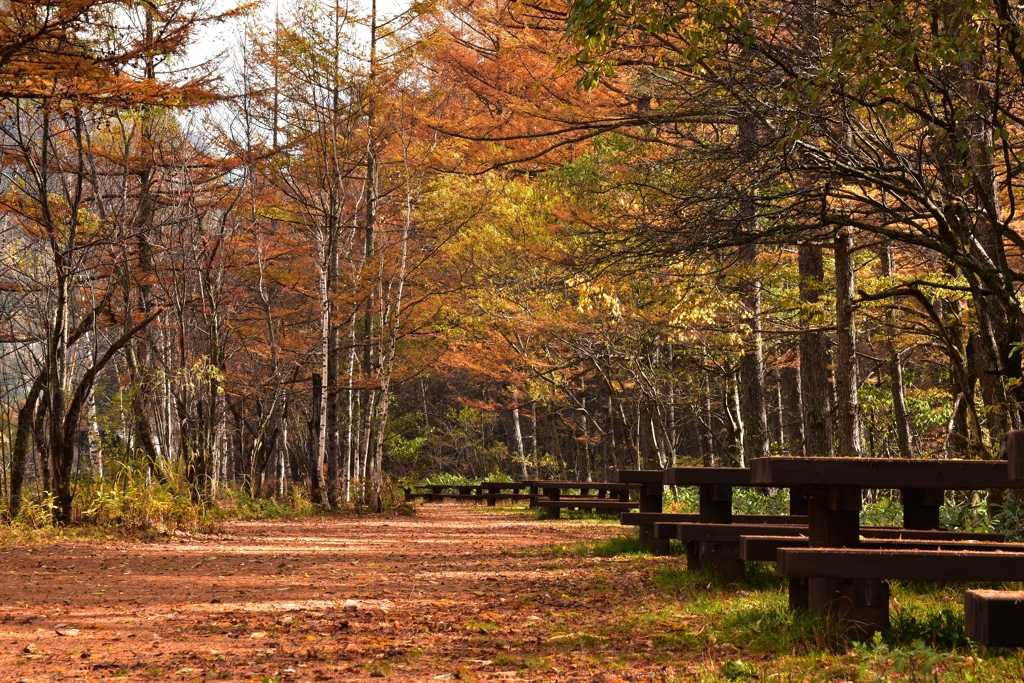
left=0, top=0, right=1022, bottom=524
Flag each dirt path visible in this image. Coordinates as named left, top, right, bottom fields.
left=0, top=505, right=682, bottom=682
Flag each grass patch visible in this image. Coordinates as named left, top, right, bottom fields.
left=639, top=560, right=1024, bottom=680
left=532, top=507, right=622, bottom=522
left=652, top=562, right=785, bottom=592
left=549, top=532, right=651, bottom=557
left=477, top=502, right=533, bottom=515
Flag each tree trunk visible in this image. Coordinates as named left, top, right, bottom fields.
left=834, top=228, right=861, bottom=457
left=780, top=364, right=804, bottom=455
left=738, top=244, right=768, bottom=463
left=309, top=373, right=326, bottom=504
left=512, top=405, right=528, bottom=479
left=724, top=364, right=744, bottom=466
left=8, top=374, right=44, bottom=519
left=34, top=395, right=50, bottom=494
left=531, top=401, right=539, bottom=479
left=549, top=405, right=565, bottom=478
left=880, top=243, right=913, bottom=458
left=799, top=243, right=834, bottom=457
left=769, top=370, right=784, bottom=447
left=701, top=374, right=716, bottom=465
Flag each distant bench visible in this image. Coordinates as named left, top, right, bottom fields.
left=402, top=482, right=533, bottom=506
left=615, top=467, right=810, bottom=570
left=527, top=480, right=642, bottom=519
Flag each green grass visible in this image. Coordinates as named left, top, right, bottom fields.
left=532, top=507, right=623, bottom=522
left=633, top=561, right=1024, bottom=681
left=549, top=533, right=653, bottom=557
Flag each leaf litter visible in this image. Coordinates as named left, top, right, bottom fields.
left=0, top=505, right=691, bottom=681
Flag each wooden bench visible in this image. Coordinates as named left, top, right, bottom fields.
left=528, top=481, right=641, bottom=519
left=402, top=483, right=532, bottom=504
left=614, top=470, right=669, bottom=553
left=656, top=521, right=809, bottom=580
left=646, top=466, right=810, bottom=573
left=477, top=481, right=535, bottom=506
left=750, top=455, right=1024, bottom=636
left=775, top=547, right=1024, bottom=638
left=534, top=498, right=638, bottom=517
left=740, top=533, right=1011, bottom=561
left=965, top=430, right=1024, bottom=647
left=965, top=590, right=1024, bottom=647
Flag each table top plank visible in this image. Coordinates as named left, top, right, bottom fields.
left=749, top=457, right=1024, bottom=489
left=523, top=480, right=639, bottom=490
left=614, top=470, right=665, bottom=484
left=663, top=467, right=751, bottom=486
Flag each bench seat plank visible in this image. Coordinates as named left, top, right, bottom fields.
left=621, top=513, right=807, bottom=526
left=534, top=499, right=636, bottom=510
left=525, top=481, right=639, bottom=491
left=777, top=548, right=1024, bottom=581
left=661, top=522, right=807, bottom=542
left=965, top=590, right=1024, bottom=647
left=620, top=513, right=698, bottom=525
left=741, top=536, right=1024, bottom=562
left=860, top=528, right=1003, bottom=541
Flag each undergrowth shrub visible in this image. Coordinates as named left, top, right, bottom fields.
left=853, top=633, right=971, bottom=681
left=664, top=486, right=790, bottom=515
left=941, top=491, right=993, bottom=534
left=862, top=495, right=903, bottom=527
left=222, top=483, right=315, bottom=520
left=80, top=476, right=210, bottom=532
left=991, top=492, right=1024, bottom=542
left=418, top=473, right=477, bottom=487
left=2, top=465, right=213, bottom=534
left=885, top=606, right=970, bottom=651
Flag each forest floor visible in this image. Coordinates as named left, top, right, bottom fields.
left=1, top=504, right=1023, bottom=682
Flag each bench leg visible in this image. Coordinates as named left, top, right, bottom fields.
left=648, top=538, right=670, bottom=556
left=700, top=541, right=744, bottom=582
left=639, top=525, right=670, bottom=555
left=810, top=578, right=889, bottom=638
left=789, top=578, right=809, bottom=611
left=547, top=506, right=560, bottom=520
left=687, top=541, right=700, bottom=571
left=965, top=590, right=1024, bottom=647
left=838, top=579, right=889, bottom=639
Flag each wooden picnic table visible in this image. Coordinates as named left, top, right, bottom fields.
left=523, top=480, right=638, bottom=496
left=966, top=431, right=1024, bottom=647
left=614, top=470, right=669, bottom=552
left=525, top=480, right=640, bottom=518
left=476, top=482, right=533, bottom=506
left=655, top=467, right=810, bottom=575
left=402, top=482, right=533, bottom=504
left=749, top=456, right=1024, bottom=635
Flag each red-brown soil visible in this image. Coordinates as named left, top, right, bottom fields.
left=0, top=505, right=680, bottom=682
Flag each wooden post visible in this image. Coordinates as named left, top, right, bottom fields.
left=902, top=488, right=943, bottom=530
left=805, top=485, right=887, bottom=637
left=1008, top=430, right=1024, bottom=481
left=640, top=481, right=668, bottom=555
left=699, top=484, right=742, bottom=580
